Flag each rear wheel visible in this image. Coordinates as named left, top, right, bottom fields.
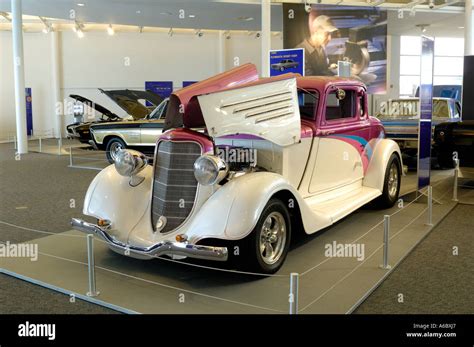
left=105, top=137, right=126, bottom=164
left=375, top=153, right=401, bottom=208
left=244, top=199, right=291, bottom=274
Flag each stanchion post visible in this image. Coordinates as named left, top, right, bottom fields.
left=380, top=215, right=391, bottom=269
left=69, top=147, right=73, bottom=167
left=453, top=159, right=459, bottom=202
left=13, top=135, right=17, bottom=150
left=39, top=136, right=42, bottom=153
left=427, top=185, right=433, bottom=226
left=86, top=234, right=100, bottom=297
left=289, top=272, right=299, bottom=314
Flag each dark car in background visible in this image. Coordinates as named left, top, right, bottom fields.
left=434, top=120, right=474, bottom=168
left=66, top=89, right=163, bottom=144
left=66, top=94, right=121, bottom=143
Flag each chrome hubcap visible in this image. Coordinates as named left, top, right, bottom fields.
left=259, top=212, right=287, bottom=265
left=110, top=142, right=123, bottom=161
left=388, top=162, right=399, bottom=198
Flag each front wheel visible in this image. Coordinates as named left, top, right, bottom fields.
left=375, top=153, right=401, bottom=208
left=105, top=137, right=127, bottom=164
left=244, top=199, right=291, bottom=274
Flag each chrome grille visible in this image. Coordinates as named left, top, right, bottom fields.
left=152, top=141, right=201, bottom=233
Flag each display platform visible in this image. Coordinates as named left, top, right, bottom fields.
left=0, top=175, right=458, bottom=314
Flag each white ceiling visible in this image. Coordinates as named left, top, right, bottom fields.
left=0, top=0, right=284, bottom=31
left=0, top=0, right=466, bottom=36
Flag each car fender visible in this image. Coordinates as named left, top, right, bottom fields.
left=363, top=138, right=402, bottom=192
left=83, top=164, right=153, bottom=241
left=185, top=171, right=331, bottom=243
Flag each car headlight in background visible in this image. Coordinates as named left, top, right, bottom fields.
left=114, top=149, right=148, bottom=177
left=193, top=155, right=228, bottom=186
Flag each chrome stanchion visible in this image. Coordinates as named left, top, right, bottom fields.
left=289, top=272, right=299, bottom=314
left=69, top=147, right=73, bottom=167
left=427, top=185, right=433, bottom=226
left=86, top=234, right=100, bottom=297
left=453, top=159, right=459, bottom=202
left=38, top=136, right=42, bottom=153
left=380, top=215, right=391, bottom=269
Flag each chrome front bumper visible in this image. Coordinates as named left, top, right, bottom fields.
left=71, top=218, right=228, bottom=262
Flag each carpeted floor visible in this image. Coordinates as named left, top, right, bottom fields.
left=0, top=140, right=472, bottom=314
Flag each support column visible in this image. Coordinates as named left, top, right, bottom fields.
left=11, top=0, right=28, bottom=153
left=261, top=0, right=271, bottom=77
left=465, top=0, right=473, bottom=55
left=217, top=30, right=226, bottom=73
left=51, top=30, right=62, bottom=140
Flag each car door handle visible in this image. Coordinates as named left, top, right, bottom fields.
left=321, top=130, right=335, bottom=136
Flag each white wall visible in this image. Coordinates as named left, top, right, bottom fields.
left=0, top=32, right=54, bottom=137
left=0, top=29, right=283, bottom=137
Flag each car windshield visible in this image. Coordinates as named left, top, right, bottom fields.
left=148, top=98, right=169, bottom=120
left=298, top=88, right=319, bottom=120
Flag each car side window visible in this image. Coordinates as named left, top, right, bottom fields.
left=325, top=89, right=357, bottom=121
left=298, top=89, right=319, bottom=120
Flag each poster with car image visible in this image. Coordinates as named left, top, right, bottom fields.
left=283, top=4, right=387, bottom=94
left=269, top=48, right=304, bottom=76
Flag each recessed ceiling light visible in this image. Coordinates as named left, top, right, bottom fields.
left=237, top=16, right=254, bottom=22
left=188, top=14, right=196, bottom=18
left=107, top=24, right=115, bottom=36
left=458, top=26, right=465, bottom=29
left=136, top=10, right=141, bottom=14
left=77, top=3, right=85, bottom=6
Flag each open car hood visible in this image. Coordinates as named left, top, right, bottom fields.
left=163, top=63, right=259, bottom=131
left=99, top=89, right=164, bottom=120
left=197, top=75, right=301, bottom=147
left=69, top=94, right=119, bottom=120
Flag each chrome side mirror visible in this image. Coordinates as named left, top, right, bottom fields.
left=114, top=149, right=148, bottom=186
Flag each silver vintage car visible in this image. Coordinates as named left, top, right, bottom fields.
left=90, top=97, right=169, bottom=163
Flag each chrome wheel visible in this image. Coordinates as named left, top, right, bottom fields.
left=109, top=141, right=124, bottom=162
left=259, top=211, right=287, bottom=265
left=388, top=162, right=399, bottom=198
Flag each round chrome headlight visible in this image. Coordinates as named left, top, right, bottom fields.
left=193, top=155, right=228, bottom=186
left=114, top=149, right=148, bottom=177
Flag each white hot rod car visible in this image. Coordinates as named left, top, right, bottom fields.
left=72, top=64, right=402, bottom=274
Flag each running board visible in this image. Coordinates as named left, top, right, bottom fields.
left=306, top=187, right=382, bottom=224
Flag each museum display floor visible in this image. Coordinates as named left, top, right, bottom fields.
left=0, top=142, right=472, bottom=314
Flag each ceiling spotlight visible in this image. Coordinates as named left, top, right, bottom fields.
left=74, top=22, right=85, bottom=38
left=224, top=30, right=231, bottom=39
left=39, top=16, right=52, bottom=34
left=416, top=24, right=430, bottom=33
left=428, top=0, right=435, bottom=9
left=139, top=26, right=144, bottom=33
left=237, top=16, right=254, bottom=22
left=168, top=27, right=173, bottom=37
left=255, top=32, right=261, bottom=39
left=0, top=12, right=12, bottom=22
left=107, top=24, right=115, bottom=36
left=195, top=29, right=203, bottom=37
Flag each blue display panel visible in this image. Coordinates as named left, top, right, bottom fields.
left=269, top=48, right=304, bottom=76
left=145, top=81, right=173, bottom=106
